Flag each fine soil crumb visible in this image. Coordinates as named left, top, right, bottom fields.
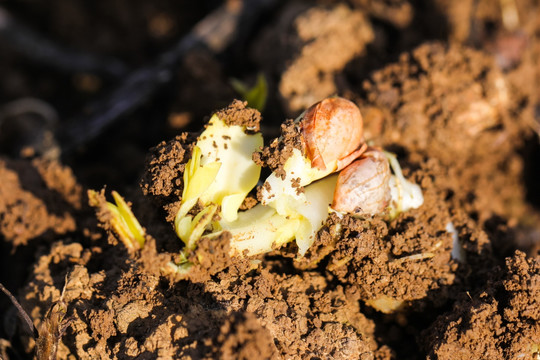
left=0, top=158, right=81, bottom=246
left=214, top=100, right=261, bottom=132
left=209, top=311, right=279, bottom=360
left=205, top=263, right=392, bottom=360
left=141, top=132, right=193, bottom=206
left=32, top=158, right=83, bottom=210
left=21, top=239, right=223, bottom=360
left=179, top=232, right=254, bottom=283
left=254, top=3, right=374, bottom=114
left=424, top=251, right=540, bottom=360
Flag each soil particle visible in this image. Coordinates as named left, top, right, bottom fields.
left=208, top=311, right=279, bottom=360
left=23, top=240, right=192, bottom=359
left=179, top=232, right=254, bottom=283
left=424, top=251, right=540, bottom=360
left=140, top=132, right=193, bottom=206
left=239, top=194, right=258, bottom=211
left=205, top=263, right=391, bottom=360
left=32, top=158, right=83, bottom=210
left=0, top=158, right=81, bottom=246
left=214, top=100, right=261, bottom=132
left=253, top=3, right=374, bottom=114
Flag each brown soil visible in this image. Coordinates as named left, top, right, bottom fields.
left=356, top=42, right=536, bottom=239
left=253, top=3, right=374, bottom=114
left=0, top=158, right=82, bottom=247
left=1, top=1, right=540, bottom=360
left=424, top=251, right=539, bottom=360
left=20, top=237, right=391, bottom=359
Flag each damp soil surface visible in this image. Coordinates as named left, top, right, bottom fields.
left=1, top=1, right=540, bottom=360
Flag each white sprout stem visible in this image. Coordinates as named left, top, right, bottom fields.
left=384, top=151, right=424, bottom=217
left=446, top=221, right=466, bottom=263
left=222, top=175, right=338, bottom=257
left=260, top=148, right=331, bottom=213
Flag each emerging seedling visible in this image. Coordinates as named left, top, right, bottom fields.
left=173, top=113, right=263, bottom=251
left=88, top=190, right=146, bottom=252
left=223, top=174, right=338, bottom=256
left=384, top=151, right=424, bottom=218
left=230, top=73, right=268, bottom=111
left=171, top=98, right=424, bottom=271
left=260, top=97, right=367, bottom=215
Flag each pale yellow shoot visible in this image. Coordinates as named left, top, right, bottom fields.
left=175, top=215, right=193, bottom=245
left=105, top=203, right=138, bottom=251
left=189, top=205, right=218, bottom=249
left=291, top=175, right=338, bottom=256
left=174, top=114, right=263, bottom=250
left=221, top=204, right=300, bottom=256
left=88, top=189, right=146, bottom=252
left=175, top=205, right=218, bottom=249
left=384, top=151, right=424, bottom=219
left=221, top=175, right=337, bottom=257
left=196, top=115, right=263, bottom=222
left=111, top=191, right=146, bottom=249
left=178, top=145, right=221, bottom=220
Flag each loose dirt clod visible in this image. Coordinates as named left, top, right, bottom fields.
left=0, top=158, right=81, bottom=247
left=253, top=3, right=374, bottom=114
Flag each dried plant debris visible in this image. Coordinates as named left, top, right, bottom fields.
left=1, top=279, right=71, bottom=360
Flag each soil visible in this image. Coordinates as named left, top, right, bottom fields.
left=1, top=1, right=539, bottom=360
left=357, top=43, right=532, bottom=223
left=424, top=251, right=539, bottom=360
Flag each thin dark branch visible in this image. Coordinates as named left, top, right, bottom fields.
left=57, top=0, right=280, bottom=153
left=0, top=282, right=38, bottom=339
left=0, top=7, right=127, bottom=79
